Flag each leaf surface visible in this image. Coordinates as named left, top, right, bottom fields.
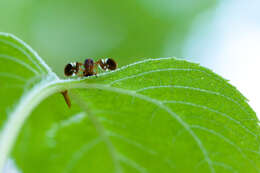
left=0, top=33, right=259, bottom=173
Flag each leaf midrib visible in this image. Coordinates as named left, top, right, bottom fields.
left=73, top=83, right=215, bottom=172
left=0, top=78, right=214, bottom=173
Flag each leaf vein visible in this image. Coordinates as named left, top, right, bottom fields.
left=136, top=85, right=252, bottom=119
left=0, top=38, right=45, bottom=73
left=0, top=54, right=40, bottom=75
left=163, top=100, right=259, bottom=138
left=191, top=124, right=259, bottom=172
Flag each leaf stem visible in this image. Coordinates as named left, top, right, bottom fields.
left=0, top=77, right=67, bottom=172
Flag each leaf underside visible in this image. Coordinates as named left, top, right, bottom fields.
left=0, top=33, right=260, bottom=173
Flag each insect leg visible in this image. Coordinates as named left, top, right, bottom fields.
left=61, top=90, right=71, bottom=108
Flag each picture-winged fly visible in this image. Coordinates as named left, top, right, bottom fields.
left=62, top=58, right=117, bottom=108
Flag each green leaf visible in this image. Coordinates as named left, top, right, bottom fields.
left=0, top=33, right=259, bottom=173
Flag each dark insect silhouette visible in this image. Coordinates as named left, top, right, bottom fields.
left=62, top=58, right=117, bottom=108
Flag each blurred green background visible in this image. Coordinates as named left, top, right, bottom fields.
left=0, top=0, right=217, bottom=77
